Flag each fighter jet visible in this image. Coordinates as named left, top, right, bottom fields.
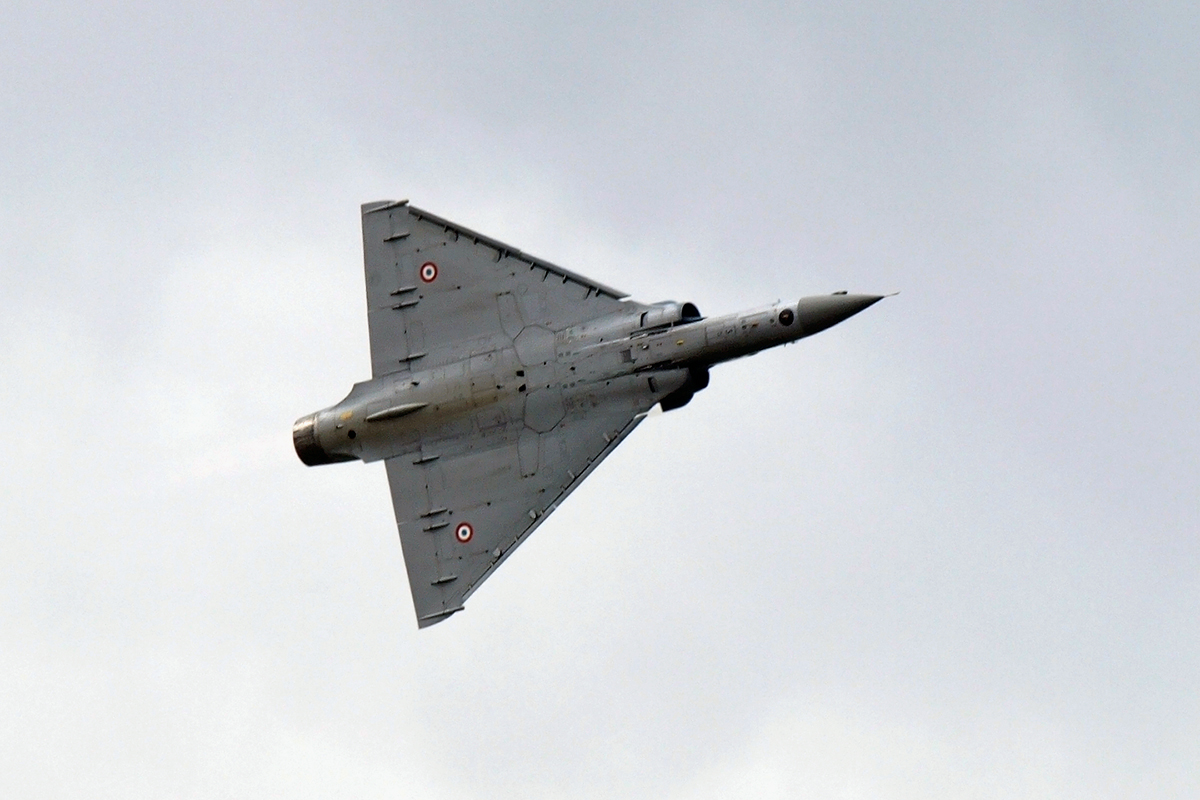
left=294, top=200, right=886, bottom=628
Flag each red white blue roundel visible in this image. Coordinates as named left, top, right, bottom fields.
left=419, top=261, right=438, bottom=283
left=455, top=522, right=474, bottom=543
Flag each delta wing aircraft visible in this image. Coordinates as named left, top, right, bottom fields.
left=294, top=200, right=886, bottom=628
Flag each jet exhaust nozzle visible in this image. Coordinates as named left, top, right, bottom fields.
left=293, top=412, right=355, bottom=466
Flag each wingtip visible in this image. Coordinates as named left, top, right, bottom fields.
left=417, top=605, right=464, bottom=629
left=362, top=199, right=410, bottom=214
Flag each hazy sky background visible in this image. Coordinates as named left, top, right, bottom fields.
left=2, top=2, right=1197, bottom=797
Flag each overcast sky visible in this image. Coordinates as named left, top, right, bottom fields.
left=2, top=2, right=1197, bottom=798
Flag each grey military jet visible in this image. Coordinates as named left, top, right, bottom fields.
left=294, top=200, right=886, bottom=628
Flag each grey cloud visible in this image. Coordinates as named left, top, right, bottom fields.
left=2, top=2, right=1197, bottom=798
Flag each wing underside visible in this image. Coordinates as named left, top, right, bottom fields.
left=385, top=395, right=649, bottom=627
left=363, top=201, right=663, bottom=626
left=361, top=200, right=630, bottom=378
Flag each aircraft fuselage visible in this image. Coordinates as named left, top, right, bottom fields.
left=294, top=293, right=881, bottom=467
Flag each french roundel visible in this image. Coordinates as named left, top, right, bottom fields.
left=455, top=522, right=474, bottom=543
left=419, top=261, right=438, bottom=283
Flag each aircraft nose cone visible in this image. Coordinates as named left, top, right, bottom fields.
left=796, top=292, right=886, bottom=338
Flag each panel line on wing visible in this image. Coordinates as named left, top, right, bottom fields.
left=457, top=411, right=649, bottom=603
left=405, top=204, right=628, bottom=300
